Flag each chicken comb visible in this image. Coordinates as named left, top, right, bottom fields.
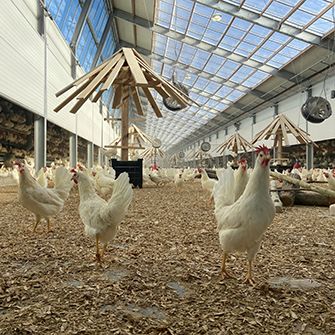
left=238, top=158, right=247, bottom=164
left=70, top=168, right=77, bottom=173
left=255, top=145, right=270, bottom=155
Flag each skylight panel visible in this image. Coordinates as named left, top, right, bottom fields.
left=191, top=50, right=210, bottom=69
left=204, top=54, right=225, bottom=74
left=202, top=29, right=222, bottom=46
left=287, top=10, right=315, bottom=27
left=159, top=0, right=173, bottom=12
left=165, top=39, right=182, bottom=60
left=226, top=90, right=245, bottom=102
left=176, top=0, right=193, bottom=11
left=310, top=18, right=334, bottom=35
left=279, top=46, right=300, bottom=58
left=264, top=1, right=292, bottom=20
left=250, top=25, right=272, bottom=37
left=205, top=81, right=221, bottom=94
left=194, top=77, right=210, bottom=90
left=243, top=0, right=269, bottom=12
left=287, top=39, right=310, bottom=51
left=268, top=53, right=291, bottom=68
left=243, top=32, right=265, bottom=45
left=216, top=86, right=233, bottom=98
left=300, top=0, right=330, bottom=15
left=216, top=60, right=240, bottom=79
left=227, top=26, right=247, bottom=40
left=235, top=41, right=257, bottom=57
left=262, top=39, right=282, bottom=52
left=162, top=63, right=173, bottom=78
left=271, top=32, right=291, bottom=44
left=157, top=11, right=171, bottom=28
left=219, top=36, right=240, bottom=51
left=230, top=65, right=254, bottom=84
left=194, top=2, right=214, bottom=17
left=231, top=18, right=253, bottom=31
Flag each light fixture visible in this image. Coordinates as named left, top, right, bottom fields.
left=211, top=13, right=222, bottom=22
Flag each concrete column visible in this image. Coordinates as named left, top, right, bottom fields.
left=87, top=142, right=94, bottom=168
left=69, top=133, right=77, bottom=168
left=34, top=115, right=46, bottom=172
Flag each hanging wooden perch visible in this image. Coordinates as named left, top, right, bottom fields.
left=216, top=132, right=254, bottom=155
left=54, top=47, right=196, bottom=117
left=252, top=114, right=317, bottom=160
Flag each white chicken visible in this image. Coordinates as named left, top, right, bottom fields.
left=174, top=170, right=184, bottom=189
left=36, top=167, right=48, bottom=188
left=214, top=145, right=275, bottom=284
left=71, top=170, right=133, bottom=262
left=199, top=168, right=217, bottom=196
left=95, top=169, right=115, bottom=197
left=16, top=162, right=72, bottom=232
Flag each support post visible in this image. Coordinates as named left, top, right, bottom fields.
left=69, top=133, right=77, bottom=168
left=121, top=98, right=129, bottom=161
left=306, top=143, right=314, bottom=169
left=34, top=115, right=46, bottom=172
left=306, top=86, right=313, bottom=169
left=276, top=131, right=283, bottom=160
left=99, top=100, right=104, bottom=166
left=87, top=142, right=94, bottom=168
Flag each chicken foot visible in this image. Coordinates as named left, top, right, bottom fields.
left=243, top=260, right=255, bottom=285
left=221, top=253, right=235, bottom=279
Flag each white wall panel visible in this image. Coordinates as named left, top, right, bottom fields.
left=0, top=1, right=116, bottom=148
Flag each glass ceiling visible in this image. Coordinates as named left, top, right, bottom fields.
left=144, top=0, right=335, bottom=150
left=46, top=0, right=335, bottom=151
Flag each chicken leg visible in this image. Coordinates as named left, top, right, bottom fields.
left=33, top=216, right=41, bottom=233
left=221, top=253, right=235, bottom=279
left=243, top=260, right=255, bottom=285
left=47, top=218, right=51, bottom=232
left=96, top=236, right=101, bottom=262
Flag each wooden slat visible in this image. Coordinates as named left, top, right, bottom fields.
left=54, top=80, right=91, bottom=112
left=69, top=97, right=87, bottom=114
left=112, top=85, right=123, bottom=109
left=101, top=57, right=126, bottom=91
left=131, top=87, right=144, bottom=116
left=55, top=51, right=122, bottom=97
left=123, top=48, right=148, bottom=86
left=141, top=87, right=163, bottom=118
left=78, top=55, right=124, bottom=100
left=280, top=119, right=289, bottom=146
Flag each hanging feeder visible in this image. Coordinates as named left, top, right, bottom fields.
left=163, top=73, right=189, bottom=111
left=301, top=96, right=332, bottom=123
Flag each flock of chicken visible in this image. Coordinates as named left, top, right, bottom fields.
left=1, top=146, right=335, bottom=285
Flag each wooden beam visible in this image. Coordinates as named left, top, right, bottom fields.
left=123, top=48, right=148, bottom=86
left=141, top=87, right=163, bottom=118
left=131, top=87, right=145, bottom=116
left=78, top=55, right=124, bottom=100
left=101, top=56, right=126, bottom=91
left=112, top=85, right=123, bottom=109
left=54, top=79, right=91, bottom=112
left=121, top=98, right=129, bottom=160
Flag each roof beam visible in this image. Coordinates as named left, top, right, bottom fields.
left=70, top=0, right=92, bottom=50
left=118, top=40, right=151, bottom=56
left=196, top=0, right=335, bottom=52
left=91, top=15, right=113, bottom=70
left=112, top=8, right=153, bottom=29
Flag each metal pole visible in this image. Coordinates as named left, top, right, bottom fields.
left=69, top=133, right=77, bottom=168
left=34, top=115, right=45, bottom=172
left=87, top=142, right=93, bottom=168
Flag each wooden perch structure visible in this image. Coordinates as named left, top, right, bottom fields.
left=270, top=171, right=335, bottom=199
left=54, top=48, right=196, bottom=160
left=141, top=147, right=165, bottom=160
left=253, top=114, right=316, bottom=160
left=216, top=132, right=254, bottom=155
left=104, top=124, right=155, bottom=150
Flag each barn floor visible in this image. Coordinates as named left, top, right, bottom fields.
left=0, top=181, right=334, bottom=335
